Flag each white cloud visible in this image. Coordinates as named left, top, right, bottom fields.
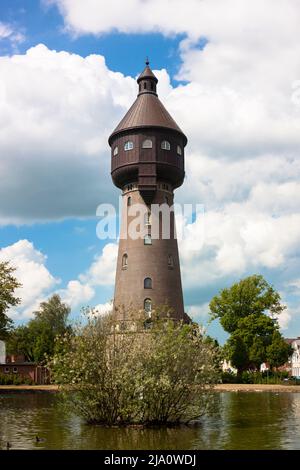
left=0, top=240, right=59, bottom=319
left=58, top=280, right=95, bottom=308
left=93, top=301, right=113, bottom=317
left=45, top=1, right=300, bottom=156
left=48, top=0, right=299, bottom=44
left=79, top=243, right=118, bottom=287
left=0, top=22, right=25, bottom=47
left=0, top=44, right=136, bottom=224
left=186, top=303, right=209, bottom=323
left=56, top=243, right=117, bottom=309
left=179, top=207, right=300, bottom=288
left=289, top=279, right=300, bottom=289
left=0, top=239, right=117, bottom=319
left=286, top=279, right=300, bottom=297
left=278, top=309, right=292, bottom=330
left=276, top=294, right=294, bottom=330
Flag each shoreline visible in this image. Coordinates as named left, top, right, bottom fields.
left=0, top=385, right=59, bottom=393
left=0, top=383, right=300, bottom=393
left=215, top=383, right=300, bottom=392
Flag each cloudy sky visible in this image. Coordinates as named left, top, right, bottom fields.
left=0, top=0, right=300, bottom=342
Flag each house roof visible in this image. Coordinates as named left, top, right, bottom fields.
left=285, top=338, right=296, bottom=344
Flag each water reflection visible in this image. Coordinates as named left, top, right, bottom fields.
left=219, top=392, right=297, bottom=449
left=0, top=392, right=300, bottom=450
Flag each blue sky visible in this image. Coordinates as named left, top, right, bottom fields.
left=1, top=0, right=300, bottom=344
left=0, top=0, right=186, bottom=80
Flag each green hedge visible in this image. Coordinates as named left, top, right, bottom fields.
left=222, top=370, right=300, bottom=385
left=0, top=373, right=34, bottom=385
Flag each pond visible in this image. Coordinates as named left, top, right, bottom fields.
left=0, top=392, right=300, bottom=450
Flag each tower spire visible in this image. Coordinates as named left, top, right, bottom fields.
left=137, top=59, right=158, bottom=95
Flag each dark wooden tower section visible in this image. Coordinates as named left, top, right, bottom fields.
left=108, top=61, right=188, bottom=324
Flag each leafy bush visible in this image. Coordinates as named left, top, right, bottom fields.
left=50, top=314, right=220, bottom=425
left=221, top=371, right=238, bottom=383
left=0, top=373, right=34, bottom=385
left=221, top=369, right=298, bottom=384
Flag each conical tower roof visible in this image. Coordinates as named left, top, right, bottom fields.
left=137, top=60, right=158, bottom=83
left=109, top=61, right=187, bottom=145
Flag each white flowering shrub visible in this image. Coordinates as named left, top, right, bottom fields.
left=49, top=311, right=219, bottom=425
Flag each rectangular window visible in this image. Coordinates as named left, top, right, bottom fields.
left=144, top=235, right=152, bottom=245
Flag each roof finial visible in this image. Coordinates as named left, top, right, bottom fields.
left=145, top=56, right=150, bottom=66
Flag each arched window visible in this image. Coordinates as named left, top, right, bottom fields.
left=150, top=82, right=154, bottom=91
left=144, top=277, right=152, bottom=289
left=124, top=141, right=134, bottom=151
left=161, top=140, right=170, bottom=150
left=177, top=145, right=182, bottom=155
left=142, top=139, right=152, bottom=149
left=144, top=211, right=151, bottom=226
left=144, top=234, right=152, bottom=245
left=168, top=254, right=174, bottom=268
left=144, top=298, right=152, bottom=317
left=144, top=82, right=147, bottom=89
left=113, top=146, right=118, bottom=156
left=122, top=254, right=128, bottom=268
left=127, top=196, right=132, bottom=206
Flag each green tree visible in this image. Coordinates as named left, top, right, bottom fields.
left=267, top=331, right=293, bottom=370
left=0, top=261, right=21, bottom=339
left=204, top=335, right=223, bottom=373
left=209, top=274, right=285, bottom=333
left=7, top=325, right=35, bottom=361
left=223, top=333, right=249, bottom=373
left=33, top=294, right=71, bottom=334
left=8, top=294, right=72, bottom=363
left=209, top=275, right=289, bottom=374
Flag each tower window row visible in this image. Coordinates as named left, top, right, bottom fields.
left=139, top=82, right=155, bottom=92
left=122, top=253, right=173, bottom=268
left=113, top=141, right=182, bottom=155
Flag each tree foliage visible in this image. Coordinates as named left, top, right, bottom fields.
left=0, top=261, right=21, bottom=339
left=209, top=275, right=285, bottom=333
left=267, top=331, right=293, bottom=369
left=209, top=275, right=290, bottom=373
left=8, top=294, right=72, bottom=363
left=50, top=312, right=220, bottom=425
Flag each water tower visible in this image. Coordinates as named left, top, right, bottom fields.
left=108, top=61, right=188, bottom=324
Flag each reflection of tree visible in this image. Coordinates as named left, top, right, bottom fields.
left=221, top=392, right=295, bottom=450
left=0, top=392, right=299, bottom=450
left=0, top=393, right=76, bottom=450
left=0, top=393, right=50, bottom=449
left=82, top=424, right=202, bottom=450
left=0, top=393, right=202, bottom=450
